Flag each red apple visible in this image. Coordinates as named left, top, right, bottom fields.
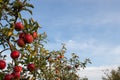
left=66, top=66, right=72, bottom=70
left=32, top=32, right=38, bottom=39
left=12, top=72, right=20, bottom=79
left=24, top=34, right=33, bottom=43
left=15, top=22, right=24, bottom=31
left=10, top=50, right=20, bottom=59
left=0, top=60, right=6, bottom=69
left=4, top=74, right=13, bottom=80
left=14, top=66, right=22, bottom=72
left=57, top=55, right=64, bottom=59
left=19, top=32, right=25, bottom=38
left=17, top=38, right=26, bottom=47
left=27, top=63, right=35, bottom=72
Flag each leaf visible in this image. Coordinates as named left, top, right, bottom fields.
left=18, top=12, right=22, bottom=19
left=31, top=77, right=35, bottom=80
left=22, top=8, right=33, bottom=15
left=23, top=18, right=28, bottom=25
left=25, top=3, right=34, bottom=8
left=0, top=0, right=2, bottom=3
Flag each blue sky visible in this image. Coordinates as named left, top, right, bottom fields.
left=24, top=0, right=120, bottom=79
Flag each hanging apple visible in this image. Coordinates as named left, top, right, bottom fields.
left=10, top=50, right=20, bottom=59
left=27, top=63, right=35, bottom=72
left=0, top=60, right=6, bottom=69
left=15, top=22, right=24, bottom=31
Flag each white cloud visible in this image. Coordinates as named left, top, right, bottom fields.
left=63, top=39, right=120, bottom=55
left=45, top=39, right=120, bottom=80
left=111, top=46, right=120, bottom=55
left=46, top=39, right=120, bottom=54
left=45, top=39, right=96, bottom=52
left=78, top=65, right=118, bottom=80
left=45, top=39, right=120, bottom=65
left=65, top=39, right=96, bottom=50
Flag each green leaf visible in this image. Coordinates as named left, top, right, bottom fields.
left=25, top=3, right=34, bottom=8
left=22, top=8, right=32, bottom=15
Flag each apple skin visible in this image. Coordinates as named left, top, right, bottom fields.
left=17, top=38, right=26, bottom=47
left=27, top=63, right=35, bottom=72
left=66, top=66, right=72, bottom=70
left=14, top=66, right=22, bottom=72
left=57, top=55, right=64, bottom=59
left=10, top=50, right=20, bottom=59
left=12, top=72, right=20, bottom=79
left=19, top=32, right=25, bottom=38
left=24, top=34, right=33, bottom=43
left=15, top=22, right=24, bottom=31
left=32, top=32, right=38, bottom=39
left=4, top=74, right=13, bottom=80
left=0, top=60, right=6, bottom=69
left=60, top=55, right=64, bottom=58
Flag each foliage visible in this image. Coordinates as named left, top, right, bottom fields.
left=102, top=67, right=120, bottom=80
left=0, top=0, right=91, bottom=80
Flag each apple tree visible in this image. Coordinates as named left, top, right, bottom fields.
left=102, top=67, right=120, bottom=80
left=0, top=0, right=91, bottom=80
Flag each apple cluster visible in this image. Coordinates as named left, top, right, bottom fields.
left=15, top=22, right=38, bottom=47
left=0, top=22, right=37, bottom=80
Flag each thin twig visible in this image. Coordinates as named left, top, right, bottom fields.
left=0, top=48, right=10, bottom=53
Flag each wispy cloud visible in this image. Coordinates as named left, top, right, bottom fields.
left=45, top=39, right=120, bottom=66
left=78, top=65, right=118, bottom=80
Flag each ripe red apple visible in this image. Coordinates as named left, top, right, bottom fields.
left=4, top=74, right=13, bottom=80
left=0, top=60, right=6, bottom=69
left=17, top=38, right=26, bottom=47
left=14, top=66, right=22, bottom=72
left=12, top=72, right=20, bottom=79
left=10, top=50, right=20, bottom=59
left=32, top=32, right=38, bottom=39
left=66, top=66, right=72, bottom=70
left=24, top=34, right=33, bottom=43
left=27, top=63, right=35, bottom=72
left=15, top=22, right=24, bottom=31
left=19, top=32, right=25, bottom=38
left=57, top=55, right=64, bottom=59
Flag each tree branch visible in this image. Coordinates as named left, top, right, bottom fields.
left=0, top=48, right=10, bottom=53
